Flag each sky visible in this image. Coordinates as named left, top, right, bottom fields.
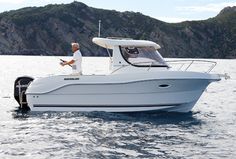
left=0, top=0, right=235, bottom=23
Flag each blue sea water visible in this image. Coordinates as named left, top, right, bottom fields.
left=0, top=55, right=235, bottom=158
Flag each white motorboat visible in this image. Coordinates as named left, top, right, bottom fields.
left=14, top=37, right=221, bottom=112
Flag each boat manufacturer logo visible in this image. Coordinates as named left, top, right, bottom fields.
left=64, top=78, right=80, bottom=80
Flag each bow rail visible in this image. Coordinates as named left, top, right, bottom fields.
left=166, top=60, right=217, bottom=73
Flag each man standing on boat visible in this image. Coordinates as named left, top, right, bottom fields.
left=60, top=42, right=82, bottom=75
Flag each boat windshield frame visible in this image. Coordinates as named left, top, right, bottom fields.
left=119, top=46, right=168, bottom=67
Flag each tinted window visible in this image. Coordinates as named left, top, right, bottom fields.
left=120, top=46, right=167, bottom=67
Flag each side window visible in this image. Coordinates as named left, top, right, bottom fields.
left=123, top=47, right=139, bottom=58
left=120, top=46, right=167, bottom=67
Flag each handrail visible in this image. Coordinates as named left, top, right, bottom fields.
left=166, top=60, right=217, bottom=73
left=111, top=65, right=129, bottom=74
left=111, top=60, right=217, bottom=74
left=184, top=60, right=194, bottom=71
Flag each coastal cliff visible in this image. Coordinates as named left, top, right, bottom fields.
left=0, top=2, right=235, bottom=58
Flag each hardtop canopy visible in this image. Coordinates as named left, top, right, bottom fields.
left=92, top=37, right=161, bottom=50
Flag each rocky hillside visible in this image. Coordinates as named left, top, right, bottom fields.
left=0, top=2, right=235, bottom=58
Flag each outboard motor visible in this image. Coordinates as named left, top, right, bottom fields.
left=14, top=76, right=34, bottom=111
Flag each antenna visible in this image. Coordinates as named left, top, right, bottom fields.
left=98, top=20, right=101, bottom=37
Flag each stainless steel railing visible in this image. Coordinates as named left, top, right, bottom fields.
left=166, top=60, right=217, bottom=73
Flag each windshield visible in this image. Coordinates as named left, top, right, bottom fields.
left=120, top=46, right=167, bottom=67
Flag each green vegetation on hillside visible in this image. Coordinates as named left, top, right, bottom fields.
left=0, top=2, right=235, bottom=58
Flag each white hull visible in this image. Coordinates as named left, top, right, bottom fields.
left=26, top=72, right=219, bottom=112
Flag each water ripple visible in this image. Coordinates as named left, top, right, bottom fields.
left=0, top=57, right=235, bottom=158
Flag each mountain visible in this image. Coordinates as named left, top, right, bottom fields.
left=0, top=2, right=235, bottom=58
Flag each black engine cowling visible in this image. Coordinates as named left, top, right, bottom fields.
left=14, top=76, right=34, bottom=111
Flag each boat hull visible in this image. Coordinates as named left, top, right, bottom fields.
left=26, top=73, right=219, bottom=112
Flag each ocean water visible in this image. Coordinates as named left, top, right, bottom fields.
left=0, top=55, right=235, bottom=159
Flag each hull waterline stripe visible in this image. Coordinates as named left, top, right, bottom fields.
left=33, top=104, right=181, bottom=108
